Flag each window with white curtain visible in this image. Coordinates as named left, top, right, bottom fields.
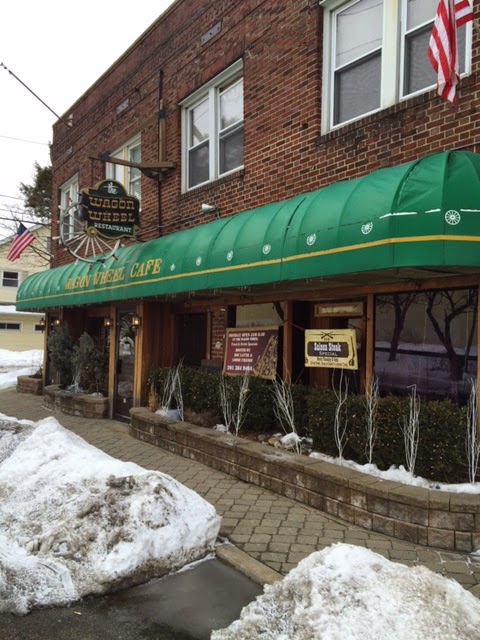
left=181, top=60, right=244, bottom=190
left=321, top=0, right=472, bottom=131
left=106, top=135, right=142, bottom=200
left=59, top=175, right=79, bottom=241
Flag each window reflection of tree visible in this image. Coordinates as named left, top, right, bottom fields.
left=376, top=292, right=419, bottom=362
left=425, top=289, right=477, bottom=400
left=376, top=288, right=477, bottom=403
left=119, top=316, right=135, bottom=355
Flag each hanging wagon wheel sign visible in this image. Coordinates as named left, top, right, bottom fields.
left=59, top=179, right=140, bottom=263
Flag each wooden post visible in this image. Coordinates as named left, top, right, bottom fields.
left=283, top=301, right=292, bottom=383
left=107, top=304, right=117, bottom=419
left=133, top=301, right=146, bottom=408
left=477, top=285, right=480, bottom=439
left=365, top=293, right=375, bottom=393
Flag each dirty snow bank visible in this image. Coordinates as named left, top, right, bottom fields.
left=0, top=348, right=43, bottom=390
left=0, top=416, right=220, bottom=615
left=213, top=544, right=480, bottom=640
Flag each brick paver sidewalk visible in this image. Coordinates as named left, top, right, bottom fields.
left=2, top=387, right=480, bottom=596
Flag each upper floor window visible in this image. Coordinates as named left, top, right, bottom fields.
left=107, top=136, right=141, bottom=200
left=2, top=270, right=19, bottom=288
left=59, top=175, right=79, bottom=241
left=181, top=60, right=244, bottom=190
left=321, top=0, right=471, bottom=131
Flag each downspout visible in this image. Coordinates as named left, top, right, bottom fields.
left=158, top=69, right=165, bottom=237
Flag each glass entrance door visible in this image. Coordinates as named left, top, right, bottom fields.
left=114, top=310, right=136, bottom=420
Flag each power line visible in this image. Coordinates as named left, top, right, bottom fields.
left=0, top=215, right=49, bottom=225
left=0, top=208, right=49, bottom=224
left=0, top=193, right=22, bottom=200
left=0, top=134, right=49, bottom=146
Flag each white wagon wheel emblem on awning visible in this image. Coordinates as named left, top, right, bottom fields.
left=445, top=210, right=461, bottom=225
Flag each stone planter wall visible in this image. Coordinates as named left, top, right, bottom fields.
left=44, top=385, right=109, bottom=419
left=17, top=375, right=43, bottom=395
left=130, top=407, right=480, bottom=553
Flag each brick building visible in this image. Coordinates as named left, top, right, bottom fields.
left=17, top=0, right=480, bottom=419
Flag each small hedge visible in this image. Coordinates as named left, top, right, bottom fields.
left=148, top=366, right=470, bottom=484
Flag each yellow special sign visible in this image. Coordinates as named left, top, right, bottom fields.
left=64, top=259, right=163, bottom=290
left=305, top=329, right=358, bottom=370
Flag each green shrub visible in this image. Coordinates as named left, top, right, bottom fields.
left=371, top=395, right=409, bottom=470
left=289, top=384, right=310, bottom=438
left=47, top=323, right=74, bottom=386
left=243, top=376, right=276, bottom=432
left=305, top=389, right=339, bottom=457
left=306, top=390, right=467, bottom=483
left=147, top=366, right=469, bottom=483
left=416, top=400, right=467, bottom=484
left=71, top=332, right=107, bottom=394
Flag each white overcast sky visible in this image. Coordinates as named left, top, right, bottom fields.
left=0, top=1, right=175, bottom=237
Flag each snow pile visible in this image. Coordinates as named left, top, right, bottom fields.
left=0, top=348, right=42, bottom=370
left=0, top=348, right=43, bottom=390
left=213, top=544, right=480, bottom=640
left=0, top=417, right=220, bottom=615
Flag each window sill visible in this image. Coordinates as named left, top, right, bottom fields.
left=315, top=74, right=476, bottom=147
left=179, top=169, right=245, bottom=201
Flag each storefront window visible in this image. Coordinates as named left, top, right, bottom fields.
left=374, top=288, right=477, bottom=404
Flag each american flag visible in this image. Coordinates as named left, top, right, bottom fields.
left=7, top=223, right=35, bottom=261
left=427, top=0, right=474, bottom=104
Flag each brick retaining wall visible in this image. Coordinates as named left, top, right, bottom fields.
left=16, top=375, right=43, bottom=396
left=44, top=385, right=109, bottom=419
left=130, top=407, right=480, bottom=553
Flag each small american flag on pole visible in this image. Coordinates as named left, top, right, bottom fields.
left=427, top=0, right=474, bottom=104
left=7, top=223, right=35, bottom=261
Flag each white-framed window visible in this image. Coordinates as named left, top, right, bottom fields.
left=2, top=270, right=19, bottom=288
left=33, top=322, right=44, bottom=333
left=181, top=60, right=244, bottom=190
left=106, top=135, right=142, bottom=200
left=321, top=0, right=472, bottom=131
left=0, top=322, right=21, bottom=331
left=60, top=174, right=79, bottom=241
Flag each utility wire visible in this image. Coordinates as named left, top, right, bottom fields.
left=0, top=62, right=71, bottom=128
left=0, top=134, right=49, bottom=146
left=0, top=194, right=22, bottom=200
left=0, top=210, right=50, bottom=224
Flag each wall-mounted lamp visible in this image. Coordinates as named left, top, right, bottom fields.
left=201, top=203, right=219, bottom=215
left=104, top=317, right=113, bottom=328
left=132, top=315, right=142, bottom=332
left=39, top=318, right=46, bottom=332
left=53, top=318, right=61, bottom=327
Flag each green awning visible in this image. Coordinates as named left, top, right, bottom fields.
left=17, top=150, right=480, bottom=311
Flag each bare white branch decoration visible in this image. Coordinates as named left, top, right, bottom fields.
left=401, top=384, right=420, bottom=475
left=466, top=376, right=480, bottom=485
left=364, top=376, right=379, bottom=465
left=333, top=370, right=349, bottom=460
left=272, top=376, right=301, bottom=454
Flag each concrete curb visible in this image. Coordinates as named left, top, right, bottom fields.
left=216, top=542, right=283, bottom=587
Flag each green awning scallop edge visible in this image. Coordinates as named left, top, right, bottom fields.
left=17, top=150, right=480, bottom=311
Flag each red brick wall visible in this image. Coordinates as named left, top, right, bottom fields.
left=210, top=309, right=226, bottom=361
left=51, top=0, right=480, bottom=268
